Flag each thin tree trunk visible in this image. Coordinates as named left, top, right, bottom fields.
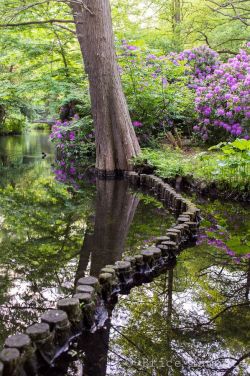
left=172, top=0, right=181, bottom=43
left=70, top=0, right=140, bottom=175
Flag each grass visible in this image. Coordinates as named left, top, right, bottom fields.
left=133, top=145, right=250, bottom=193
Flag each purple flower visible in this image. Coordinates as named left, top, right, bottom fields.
left=69, top=167, right=76, bottom=175
left=202, top=133, right=208, bottom=141
left=216, top=108, right=225, bottom=116
left=126, top=45, right=138, bottom=51
left=234, top=106, right=242, bottom=113
left=235, top=127, right=242, bottom=135
left=232, top=96, right=239, bottom=103
left=226, top=249, right=236, bottom=256
left=132, top=121, right=143, bottom=127
left=69, top=131, right=75, bottom=141
left=147, top=54, right=157, bottom=60
left=162, top=78, right=168, bottom=86
left=226, top=111, right=233, bottom=118
left=203, top=107, right=212, bottom=116
left=214, top=86, right=221, bottom=93
left=206, top=93, right=213, bottom=100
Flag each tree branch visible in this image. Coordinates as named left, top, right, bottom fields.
left=207, top=0, right=250, bottom=26
left=0, top=19, right=77, bottom=27
left=223, top=351, right=250, bottom=376
left=54, top=23, right=76, bottom=34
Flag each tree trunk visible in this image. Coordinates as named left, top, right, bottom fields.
left=70, top=0, right=141, bottom=175
left=172, top=0, right=181, bottom=45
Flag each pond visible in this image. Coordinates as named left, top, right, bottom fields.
left=0, top=131, right=249, bottom=375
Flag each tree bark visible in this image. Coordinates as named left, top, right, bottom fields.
left=70, top=0, right=141, bottom=175
left=172, top=0, right=181, bottom=43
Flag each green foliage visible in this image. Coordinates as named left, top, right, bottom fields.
left=0, top=0, right=248, bottom=140
left=209, top=138, right=250, bottom=153
left=0, top=2, right=85, bottom=123
left=134, top=147, right=185, bottom=178
left=1, top=112, right=27, bottom=134
left=135, top=141, right=250, bottom=192
left=118, top=44, right=196, bottom=143
left=202, top=139, right=250, bottom=188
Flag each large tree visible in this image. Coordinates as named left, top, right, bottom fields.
left=70, top=0, right=140, bottom=175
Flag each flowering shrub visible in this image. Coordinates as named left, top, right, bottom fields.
left=50, top=115, right=95, bottom=165
left=168, top=45, right=221, bottom=82
left=118, top=42, right=196, bottom=143
left=194, top=45, right=250, bottom=142
left=120, top=43, right=249, bottom=144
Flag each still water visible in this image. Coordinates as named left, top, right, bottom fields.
left=0, top=131, right=249, bottom=375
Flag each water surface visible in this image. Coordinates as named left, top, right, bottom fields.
left=0, top=131, right=249, bottom=375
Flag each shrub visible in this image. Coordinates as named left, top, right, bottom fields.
left=134, top=139, right=250, bottom=193
left=168, top=45, right=221, bottom=82
left=118, top=42, right=196, bottom=143
left=50, top=116, right=95, bottom=167
left=207, top=138, right=250, bottom=187
left=194, top=45, right=250, bottom=142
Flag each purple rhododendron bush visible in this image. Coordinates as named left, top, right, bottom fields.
left=194, top=45, right=250, bottom=142
left=117, top=40, right=196, bottom=143
left=168, top=45, right=221, bottom=81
